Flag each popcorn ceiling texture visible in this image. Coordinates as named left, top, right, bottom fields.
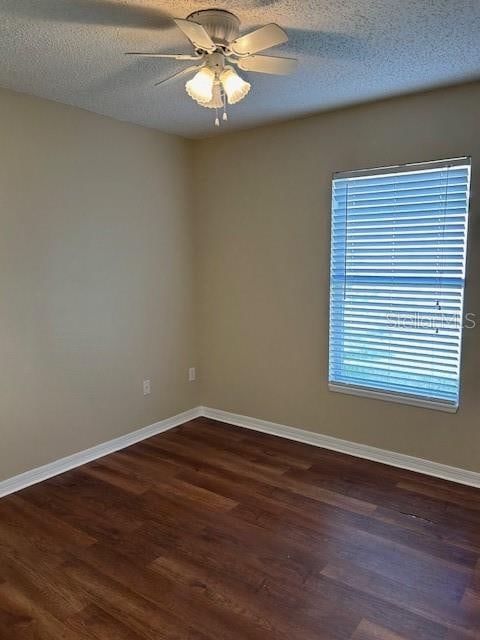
left=0, top=0, right=479, bottom=138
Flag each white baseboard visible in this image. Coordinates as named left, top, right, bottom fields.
left=201, top=406, right=480, bottom=489
left=0, top=407, right=202, bottom=498
left=2, top=405, right=479, bottom=497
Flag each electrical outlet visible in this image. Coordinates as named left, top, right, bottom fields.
left=189, top=367, right=196, bottom=382
left=143, top=379, right=151, bottom=396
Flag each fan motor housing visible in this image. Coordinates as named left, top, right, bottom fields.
left=187, top=9, right=240, bottom=47
left=205, top=52, right=225, bottom=72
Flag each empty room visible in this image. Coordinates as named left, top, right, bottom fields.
left=0, top=1, right=479, bottom=638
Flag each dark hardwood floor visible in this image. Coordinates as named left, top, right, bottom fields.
left=1, top=417, right=480, bottom=639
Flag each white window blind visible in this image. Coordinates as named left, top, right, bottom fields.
left=329, top=158, right=471, bottom=412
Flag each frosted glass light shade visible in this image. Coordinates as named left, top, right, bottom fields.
left=220, top=68, right=251, bottom=105
left=185, top=67, right=215, bottom=104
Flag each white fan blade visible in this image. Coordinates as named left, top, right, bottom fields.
left=154, top=65, right=202, bottom=87
left=231, top=24, right=288, bottom=56
left=126, top=52, right=201, bottom=61
left=174, top=18, right=216, bottom=53
left=238, top=55, right=297, bottom=75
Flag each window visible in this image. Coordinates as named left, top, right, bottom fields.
left=329, top=158, right=471, bottom=412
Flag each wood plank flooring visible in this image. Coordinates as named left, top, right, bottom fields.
left=1, top=417, right=480, bottom=639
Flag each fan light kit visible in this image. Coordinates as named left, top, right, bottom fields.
left=126, top=9, right=297, bottom=127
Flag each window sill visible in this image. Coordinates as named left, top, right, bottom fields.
left=328, top=383, right=458, bottom=413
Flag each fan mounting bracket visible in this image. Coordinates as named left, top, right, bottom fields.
left=187, top=9, right=241, bottom=48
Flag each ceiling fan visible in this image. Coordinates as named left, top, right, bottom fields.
left=126, top=9, right=297, bottom=127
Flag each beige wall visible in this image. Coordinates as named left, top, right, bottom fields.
left=194, top=82, right=480, bottom=473
left=0, top=88, right=198, bottom=481
left=2, top=81, right=479, bottom=482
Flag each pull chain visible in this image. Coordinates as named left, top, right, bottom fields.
left=223, top=94, right=228, bottom=121
left=213, top=89, right=227, bottom=127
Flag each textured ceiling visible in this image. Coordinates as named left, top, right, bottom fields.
left=0, top=0, right=479, bottom=138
